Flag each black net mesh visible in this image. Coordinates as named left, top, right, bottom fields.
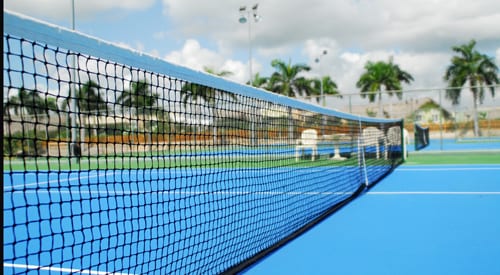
left=4, top=13, right=404, bottom=274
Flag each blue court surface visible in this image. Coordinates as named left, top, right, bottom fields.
left=243, top=164, right=500, bottom=275
left=3, top=165, right=388, bottom=275
left=4, top=138, right=500, bottom=274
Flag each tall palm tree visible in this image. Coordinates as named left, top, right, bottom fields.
left=63, top=80, right=108, bottom=114
left=4, top=87, right=58, bottom=156
left=117, top=80, right=158, bottom=115
left=356, top=58, right=414, bottom=117
left=311, top=76, right=342, bottom=104
left=268, top=59, right=313, bottom=98
left=444, top=39, right=499, bottom=136
left=61, top=80, right=108, bottom=152
left=180, top=68, right=237, bottom=144
left=180, top=67, right=236, bottom=106
left=117, top=80, right=159, bottom=143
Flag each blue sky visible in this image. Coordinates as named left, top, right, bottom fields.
left=4, top=0, right=500, bottom=109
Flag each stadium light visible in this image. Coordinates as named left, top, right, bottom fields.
left=239, top=4, right=261, bottom=85
left=315, top=50, right=328, bottom=106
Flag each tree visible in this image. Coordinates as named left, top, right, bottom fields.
left=180, top=67, right=237, bottom=106
left=4, top=87, right=58, bottom=156
left=62, top=80, right=108, bottom=114
left=5, top=87, right=58, bottom=116
left=248, top=72, right=269, bottom=89
left=268, top=59, right=313, bottom=98
left=3, top=94, right=20, bottom=117
left=444, top=39, right=499, bottom=136
left=117, top=80, right=158, bottom=115
left=117, top=80, right=159, bottom=144
left=356, top=58, right=414, bottom=116
left=311, top=76, right=342, bottom=104
left=180, top=67, right=237, bottom=144
left=60, top=80, right=108, bottom=154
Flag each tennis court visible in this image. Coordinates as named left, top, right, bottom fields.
left=3, top=10, right=500, bottom=275
left=5, top=143, right=499, bottom=275
left=3, top=162, right=391, bottom=275
left=244, top=143, right=500, bottom=275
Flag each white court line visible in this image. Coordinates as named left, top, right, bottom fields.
left=4, top=263, right=137, bottom=275
left=367, top=191, right=500, bottom=195
left=5, top=167, right=347, bottom=191
left=11, top=190, right=500, bottom=196
left=4, top=174, right=100, bottom=191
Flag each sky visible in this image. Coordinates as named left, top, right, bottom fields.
left=4, top=0, right=500, bottom=109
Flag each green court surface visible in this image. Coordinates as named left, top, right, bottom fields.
left=406, top=151, right=500, bottom=165
left=2, top=144, right=383, bottom=171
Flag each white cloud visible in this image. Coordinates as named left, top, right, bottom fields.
left=165, top=39, right=222, bottom=71
left=340, top=53, right=361, bottom=64
left=162, top=0, right=500, bottom=52
left=6, top=0, right=499, bottom=98
left=157, top=0, right=500, bottom=95
left=164, top=39, right=250, bottom=83
left=4, top=0, right=155, bottom=20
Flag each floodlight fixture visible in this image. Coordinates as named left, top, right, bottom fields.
left=315, top=50, right=328, bottom=106
left=238, top=4, right=260, bottom=85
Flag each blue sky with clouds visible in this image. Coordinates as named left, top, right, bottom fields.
left=4, top=0, right=500, bottom=104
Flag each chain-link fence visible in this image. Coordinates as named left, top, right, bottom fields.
left=320, top=85, right=500, bottom=149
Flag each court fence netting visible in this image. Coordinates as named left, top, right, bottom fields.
left=3, top=11, right=404, bottom=274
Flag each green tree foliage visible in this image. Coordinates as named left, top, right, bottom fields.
left=443, top=39, right=499, bottom=136
left=267, top=59, right=313, bottom=98
left=356, top=57, right=414, bottom=116
left=4, top=87, right=58, bottom=116
left=62, top=80, right=108, bottom=114
left=310, top=76, right=342, bottom=104
left=180, top=68, right=238, bottom=144
left=117, top=80, right=159, bottom=115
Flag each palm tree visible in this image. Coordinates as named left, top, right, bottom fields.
left=268, top=59, right=313, bottom=98
left=180, top=67, right=236, bottom=106
left=60, top=80, right=108, bottom=154
left=4, top=87, right=58, bottom=156
left=444, top=39, right=499, bottom=136
left=62, top=80, right=108, bottom=114
left=180, top=67, right=237, bottom=144
left=248, top=72, right=269, bottom=89
left=117, top=80, right=158, bottom=115
left=311, top=76, right=342, bottom=104
left=117, top=80, right=159, bottom=144
left=356, top=58, right=414, bottom=117
left=6, top=87, right=58, bottom=116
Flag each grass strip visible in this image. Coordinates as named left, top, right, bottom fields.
left=406, top=151, right=500, bottom=165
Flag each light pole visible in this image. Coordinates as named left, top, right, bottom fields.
left=239, top=4, right=261, bottom=85
left=315, top=50, right=328, bottom=106
left=70, top=0, right=80, bottom=161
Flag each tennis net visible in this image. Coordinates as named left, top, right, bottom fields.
left=414, top=123, right=430, bottom=151
left=3, top=11, right=404, bottom=274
